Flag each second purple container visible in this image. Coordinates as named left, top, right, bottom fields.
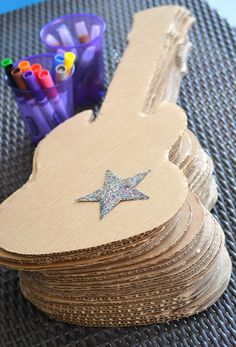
left=40, top=13, right=106, bottom=109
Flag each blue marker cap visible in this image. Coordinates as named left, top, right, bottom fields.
left=51, top=54, right=64, bottom=79
left=54, top=54, right=64, bottom=66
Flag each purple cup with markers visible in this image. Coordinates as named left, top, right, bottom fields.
left=40, top=13, right=106, bottom=109
left=10, top=53, right=74, bottom=144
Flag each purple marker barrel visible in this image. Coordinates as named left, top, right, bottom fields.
left=40, top=13, right=106, bottom=109
left=1, top=61, right=42, bottom=142
left=55, top=64, right=68, bottom=108
left=23, top=70, right=58, bottom=130
left=23, top=70, right=45, bottom=101
left=16, top=96, right=41, bottom=141
left=38, top=69, right=69, bottom=122
left=11, top=67, right=48, bottom=142
left=25, top=98, right=49, bottom=138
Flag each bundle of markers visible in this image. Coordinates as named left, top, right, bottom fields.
left=44, top=19, right=103, bottom=91
left=1, top=51, right=76, bottom=143
left=44, top=20, right=100, bottom=52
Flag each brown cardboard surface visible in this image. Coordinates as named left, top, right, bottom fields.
left=0, top=5, right=196, bottom=256
left=0, top=102, right=188, bottom=255
left=19, top=197, right=222, bottom=302
left=0, top=5, right=211, bottom=257
left=0, top=5, right=231, bottom=327
left=2, top=176, right=229, bottom=327
left=99, top=6, right=194, bottom=119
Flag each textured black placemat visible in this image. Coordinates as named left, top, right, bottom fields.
left=0, top=0, right=235, bottom=346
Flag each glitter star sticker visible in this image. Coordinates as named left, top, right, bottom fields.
left=76, top=170, right=151, bottom=219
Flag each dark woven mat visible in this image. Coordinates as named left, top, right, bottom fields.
left=0, top=0, right=235, bottom=346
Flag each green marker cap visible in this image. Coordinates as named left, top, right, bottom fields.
left=1, top=58, right=13, bottom=69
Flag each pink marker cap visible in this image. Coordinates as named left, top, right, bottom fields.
left=38, top=69, right=57, bottom=98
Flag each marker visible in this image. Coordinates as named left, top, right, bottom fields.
left=18, top=60, right=31, bottom=73
left=4, top=64, right=17, bottom=88
left=23, top=70, right=59, bottom=128
left=1, top=57, right=13, bottom=69
left=51, top=54, right=64, bottom=80
left=56, top=25, right=77, bottom=57
left=81, top=46, right=96, bottom=64
left=6, top=66, right=37, bottom=138
left=23, top=70, right=45, bottom=99
left=64, top=52, right=76, bottom=76
left=54, top=54, right=64, bottom=66
left=75, top=21, right=90, bottom=43
left=1, top=59, right=40, bottom=142
left=56, top=48, right=67, bottom=56
left=38, top=70, right=57, bottom=98
left=5, top=64, right=17, bottom=87
left=55, top=64, right=67, bottom=82
left=11, top=67, right=28, bottom=90
left=1, top=58, right=18, bottom=88
left=45, top=34, right=60, bottom=46
left=55, top=64, right=68, bottom=108
left=31, top=63, right=43, bottom=79
left=38, top=69, right=69, bottom=121
left=56, top=24, right=76, bottom=47
left=11, top=68, right=48, bottom=140
left=90, top=25, right=101, bottom=40
left=78, top=46, right=97, bottom=84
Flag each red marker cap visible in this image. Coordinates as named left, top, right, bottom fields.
left=31, top=63, right=42, bottom=79
left=38, top=69, right=57, bottom=98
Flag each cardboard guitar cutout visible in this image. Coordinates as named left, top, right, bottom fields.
left=0, top=6, right=231, bottom=326
left=0, top=101, right=188, bottom=254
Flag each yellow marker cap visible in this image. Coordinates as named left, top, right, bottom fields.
left=64, top=52, right=76, bottom=76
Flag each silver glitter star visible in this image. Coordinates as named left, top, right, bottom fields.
left=76, top=170, right=151, bottom=219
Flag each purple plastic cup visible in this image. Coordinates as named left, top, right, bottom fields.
left=9, top=53, right=74, bottom=144
left=40, top=13, right=106, bottom=109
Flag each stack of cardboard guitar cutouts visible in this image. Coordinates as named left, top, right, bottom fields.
left=0, top=6, right=231, bottom=326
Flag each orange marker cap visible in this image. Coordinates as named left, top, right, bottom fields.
left=18, top=60, right=31, bottom=73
